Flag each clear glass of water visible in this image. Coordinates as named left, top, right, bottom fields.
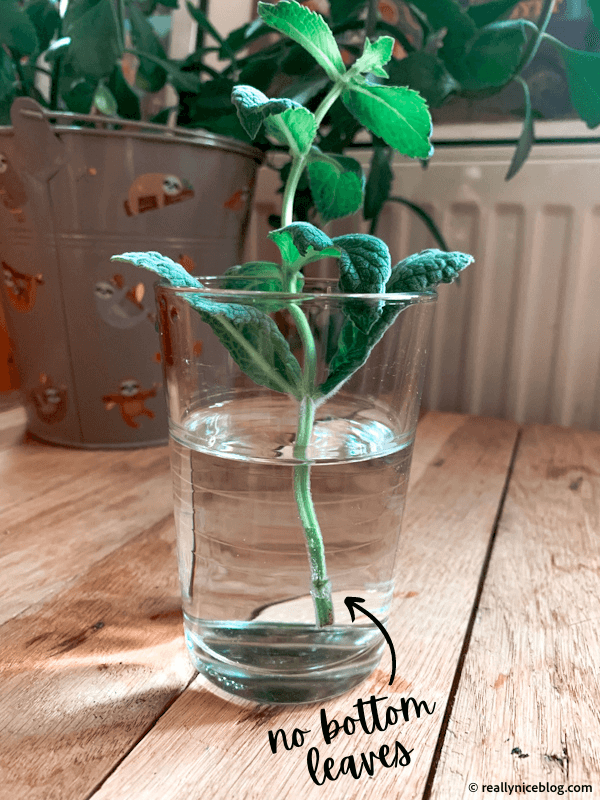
left=155, top=277, right=435, bottom=704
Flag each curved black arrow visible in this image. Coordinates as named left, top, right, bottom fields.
left=344, top=596, right=396, bottom=686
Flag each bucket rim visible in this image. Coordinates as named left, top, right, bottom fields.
left=0, top=108, right=264, bottom=162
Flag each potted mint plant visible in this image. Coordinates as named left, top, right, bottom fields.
left=114, top=0, right=473, bottom=704
left=0, top=0, right=264, bottom=447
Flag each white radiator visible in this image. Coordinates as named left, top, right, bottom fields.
left=247, top=121, right=600, bottom=431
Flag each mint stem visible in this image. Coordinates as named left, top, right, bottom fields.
left=285, top=296, right=334, bottom=627
left=281, top=82, right=344, bottom=228
left=292, top=397, right=334, bottom=627
left=278, top=83, right=344, bottom=628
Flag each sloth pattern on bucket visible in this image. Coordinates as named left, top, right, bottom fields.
left=103, top=379, right=158, bottom=428
left=124, top=173, right=194, bottom=216
left=94, top=273, right=155, bottom=329
left=2, top=261, right=44, bottom=313
left=0, top=153, right=27, bottom=223
left=223, top=187, right=250, bottom=211
left=30, top=373, right=68, bottom=424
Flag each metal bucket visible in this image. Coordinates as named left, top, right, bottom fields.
left=0, top=98, right=263, bottom=448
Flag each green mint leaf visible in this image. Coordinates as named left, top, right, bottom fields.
left=223, top=260, right=304, bottom=311
left=342, top=80, right=433, bottom=159
left=268, top=222, right=341, bottom=266
left=184, top=292, right=304, bottom=399
left=111, top=251, right=303, bottom=399
left=231, top=84, right=305, bottom=140
left=111, top=251, right=201, bottom=287
left=257, top=0, right=345, bottom=81
left=264, top=106, right=318, bottom=155
left=223, top=261, right=283, bottom=291
left=387, top=249, right=474, bottom=292
left=307, top=151, right=364, bottom=223
left=350, top=36, right=394, bottom=78
left=319, top=248, right=475, bottom=396
left=317, top=304, right=402, bottom=398
left=331, top=234, right=392, bottom=333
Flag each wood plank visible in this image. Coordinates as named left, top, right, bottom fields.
left=88, top=413, right=518, bottom=800
left=430, top=424, right=600, bottom=797
left=0, top=445, right=173, bottom=624
left=0, top=515, right=196, bottom=800
left=1, top=437, right=133, bottom=513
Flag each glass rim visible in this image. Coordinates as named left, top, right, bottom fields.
left=154, top=276, right=437, bottom=304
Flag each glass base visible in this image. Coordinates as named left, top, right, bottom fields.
left=184, top=612, right=385, bottom=705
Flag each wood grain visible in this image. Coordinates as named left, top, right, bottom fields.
left=0, top=445, right=173, bottom=624
left=0, top=515, right=195, bottom=800
left=88, top=413, right=518, bottom=800
left=430, top=424, right=600, bottom=797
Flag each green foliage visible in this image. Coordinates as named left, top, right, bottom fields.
left=223, top=261, right=305, bottom=312
left=387, top=52, right=459, bottom=108
left=183, top=292, right=303, bottom=399
left=467, top=0, right=522, bottom=27
left=257, top=0, right=345, bottom=81
left=0, top=0, right=39, bottom=57
left=268, top=221, right=341, bottom=266
left=112, top=3, right=475, bottom=631
left=316, top=303, right=401, bottom=398
left=332, top=233, right=392, bottom=333
left=265, top=107, right=318, bottom=155
left=111, top=251, right=303, bottom=398
left=107, top=63, right=141, bottom=120
left=387, top=249, right=474, bottom=292
left=127, top=0, right=168, bottom=93
left=232, top=85, right=307, bottom=140
left=2, top=0, right=598, bottom=194
left=307, top=151, right=364, bottom=222
left=92, top=82, right=118, bottom=116
left=231, top=84, right=319, bottom=154
left=453, top=20, right=528, bottom=90
left=350, top=36, right=394, bottom=79
left=505, top=76, right=533, bottom=181
left=65, top=0, right=122, bottom=81
left=25, top=0, right=61, bottom=53
left=328, top=0, right=365, bottom=25
left=548, top=41, right=600, bottom=128
left=589, top=0, right=600, bottom=30
left=112, top=251, right=201, bottom=287
left=363, top=146, right=393, bottom=223
left=342, top=81, right=433, bottom=160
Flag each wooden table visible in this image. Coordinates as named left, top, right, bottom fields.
left=1, top=410, right=599, bottom=799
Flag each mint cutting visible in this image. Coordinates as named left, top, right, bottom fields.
left=112, top=0, right=473, bottom=629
